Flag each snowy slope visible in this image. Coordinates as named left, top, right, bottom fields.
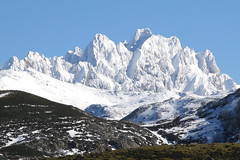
left=0, top=69, right=111, bottom=108
left=0, top=69, right=178, bottom=119
left=2, top=28, right=237, bottom=96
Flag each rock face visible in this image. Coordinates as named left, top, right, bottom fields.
left=2, top=28, right=237, bottom=96
left=0, top=90, right=159, bottom=159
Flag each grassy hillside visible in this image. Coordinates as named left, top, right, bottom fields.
left=46, top=143, right=240, bottom=160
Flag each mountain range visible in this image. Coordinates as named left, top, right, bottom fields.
left=1, top=28, right=237, bottom=119
left=0, top=28, right=239, bottom=158
left=2, top=28, right=236, bottom=95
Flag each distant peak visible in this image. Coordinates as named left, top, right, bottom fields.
left=126, top=28, right=153, bottom=51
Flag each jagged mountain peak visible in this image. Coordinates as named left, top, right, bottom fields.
left=126, top=28, right=153, bottom=51
left=82, top=33, right=119, bottom=67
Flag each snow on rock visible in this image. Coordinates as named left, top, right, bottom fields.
left=5, top=133, right=28, bottom=147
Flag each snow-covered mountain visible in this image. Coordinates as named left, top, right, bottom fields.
left=2, top=28, right=237, bottom=96
left=0, top=28, right=238, bottom=123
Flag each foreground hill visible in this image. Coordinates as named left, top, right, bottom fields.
left=46, top=143, right=240, bottom=160
left=0, top=90, right=159, bottom=159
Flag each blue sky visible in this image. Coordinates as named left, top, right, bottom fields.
left=0, top=0, right=239, bottom=83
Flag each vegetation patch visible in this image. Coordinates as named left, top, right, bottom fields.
left=0, top=144, right=45, bottom=159
left=46, top=143, right=240, bottom=160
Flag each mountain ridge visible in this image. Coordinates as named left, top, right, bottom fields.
left=2, top=28, right=237, bottom=96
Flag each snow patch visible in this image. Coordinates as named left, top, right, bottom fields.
left=0, top=92, right=10, bottom=98
left=67, top=129, right=81, bottom=138
left=5, top=133, right=28, bottom=147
